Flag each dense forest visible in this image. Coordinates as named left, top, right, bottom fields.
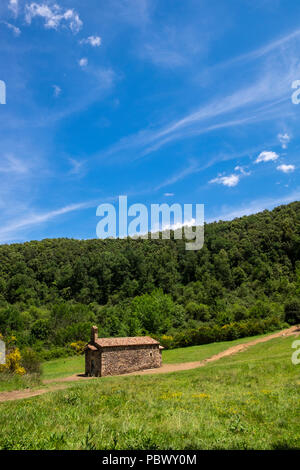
left=0, top=201, right=300, bottom=358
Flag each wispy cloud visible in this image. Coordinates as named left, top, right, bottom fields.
left=234, top=165, right=251, bottom=176
left=68, top=158, right=85, bottom=176
left=8, top=0, right=18, bottom=16
left=154, top=161, right=199, bottom=191
left=101, top=70, right=294, bottom=162
left=210, top=27, right=300, bottom=72
left=278, top=132, right=291, bottom=149
left=143, top=43, right=185, bottom=68
left=98, top=25, right=300, bottom=163
left=155, top=161, right=251, bottom=193
left=0, top=200, right=94, bottom=242
left=0, top=154, right=30, bottom=174
left=207, top=189, right=300, bottom=223
left=140, top=24, right=188, bottom=69
left=1, top=20, right=21, bottom=35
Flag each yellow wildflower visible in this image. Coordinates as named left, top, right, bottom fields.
left=192, top=393, right=210, bottom=399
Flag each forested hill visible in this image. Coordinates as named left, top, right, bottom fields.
left=0, top=201, right=299, bottom=355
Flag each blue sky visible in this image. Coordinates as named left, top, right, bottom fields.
left=0, top=0, right=300, bottom=243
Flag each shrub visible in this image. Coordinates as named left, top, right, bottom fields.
left=31, top=319, right=50, bottom=341
left=20, top=347, right=41, bottom=375
left=38, top=347, right=71, bottom=361
left=69, top=341, right=86, bottom=355
left=160, top=316, right=283, bottom=349
left=186, top=302, right=211, bottom=321
left=53, top=322, right=91, bottom=346
left=284, top=299, right=300, bottom=325
left=249, top=301, right=277, bottom=319
left=0, top=348, right=26, bottom=375
left=159, top=335, right=175, bottom=349
left=231, top=304, right=249, bottom=321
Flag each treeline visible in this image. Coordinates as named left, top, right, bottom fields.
left=0, top=201, right=299, bottom=357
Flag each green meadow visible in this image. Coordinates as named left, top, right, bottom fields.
left=1, top=335, right=260, bottom=391
left=0, top=373, right=41, bottom=393
left=0, top=332, right=279, bottom=392
left=0, top=335, right=299, bottom=450
left=41, top=331, right=277, bottom=381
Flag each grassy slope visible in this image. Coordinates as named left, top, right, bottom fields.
left=42, top=332, right=275, bottom=381
left=0, top=335, right=299, bottom=450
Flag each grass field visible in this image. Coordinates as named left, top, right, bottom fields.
left=0, top=373, right=41, bottom=393
left=0, top=331, right=285, bottom=389
left=0, top=335, right=299, bottom=450
left=41, top=332, right=275, bottom=381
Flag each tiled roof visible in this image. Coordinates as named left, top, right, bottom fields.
left=94, top=336, right=159, bottom=348
left=85, top=344, right=98, bottom=351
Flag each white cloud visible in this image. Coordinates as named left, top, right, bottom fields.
left=161, top=218, right=197, bottom=232
left=0, top=201, right=92, bottom=241
left=234, top=165, right=251, bottom=176
left=150, top=217, right=199, bottom=236
left=25, top=3, right=83, bottom=34
left=1, top=21, right=21, bottom=36
left=80, top=35, right=102, bottom=47
left=164, top=193, right=174, bottom=197
left=8, top=0, right=18, bottom=16
left=255, top=151, right=279, bottom=163
left=52, top=84, right=61, bottom=97
left=276, top=164, right=295, bottom=173
left=206, top=189, right=300, bottom=223
left=278, top=133, right=291, bottom=149
left=209, top=174, right=240, bottom=187
left=79, top=57, right=88, bottom=67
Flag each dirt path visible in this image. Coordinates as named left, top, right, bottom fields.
left=0, top=384, right=68, bottom=403
left=1, top=325, right=299, bottom=403
left=125, top=324, right=300, bottom=376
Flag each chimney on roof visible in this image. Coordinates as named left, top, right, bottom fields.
left=91, top=326, right=98, bottom=343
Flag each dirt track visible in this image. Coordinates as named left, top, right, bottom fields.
left=0, top=325, right=299, bottom=403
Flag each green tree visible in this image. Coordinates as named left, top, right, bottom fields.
left=284, top=299, right=300, bottom=325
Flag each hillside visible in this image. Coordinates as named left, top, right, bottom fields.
left=0, top=201, right=299, bottom=356
left=0, top=333, right=299, bottom=449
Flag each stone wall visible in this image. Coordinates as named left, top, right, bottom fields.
left=85, top=350, right=91, bottom=375
left=100, top=344, right=161, bottom=376
left=85, top=349, right=102, bottom=377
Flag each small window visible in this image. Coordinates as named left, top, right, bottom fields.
left=150, top=352, right=153, bottom=357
